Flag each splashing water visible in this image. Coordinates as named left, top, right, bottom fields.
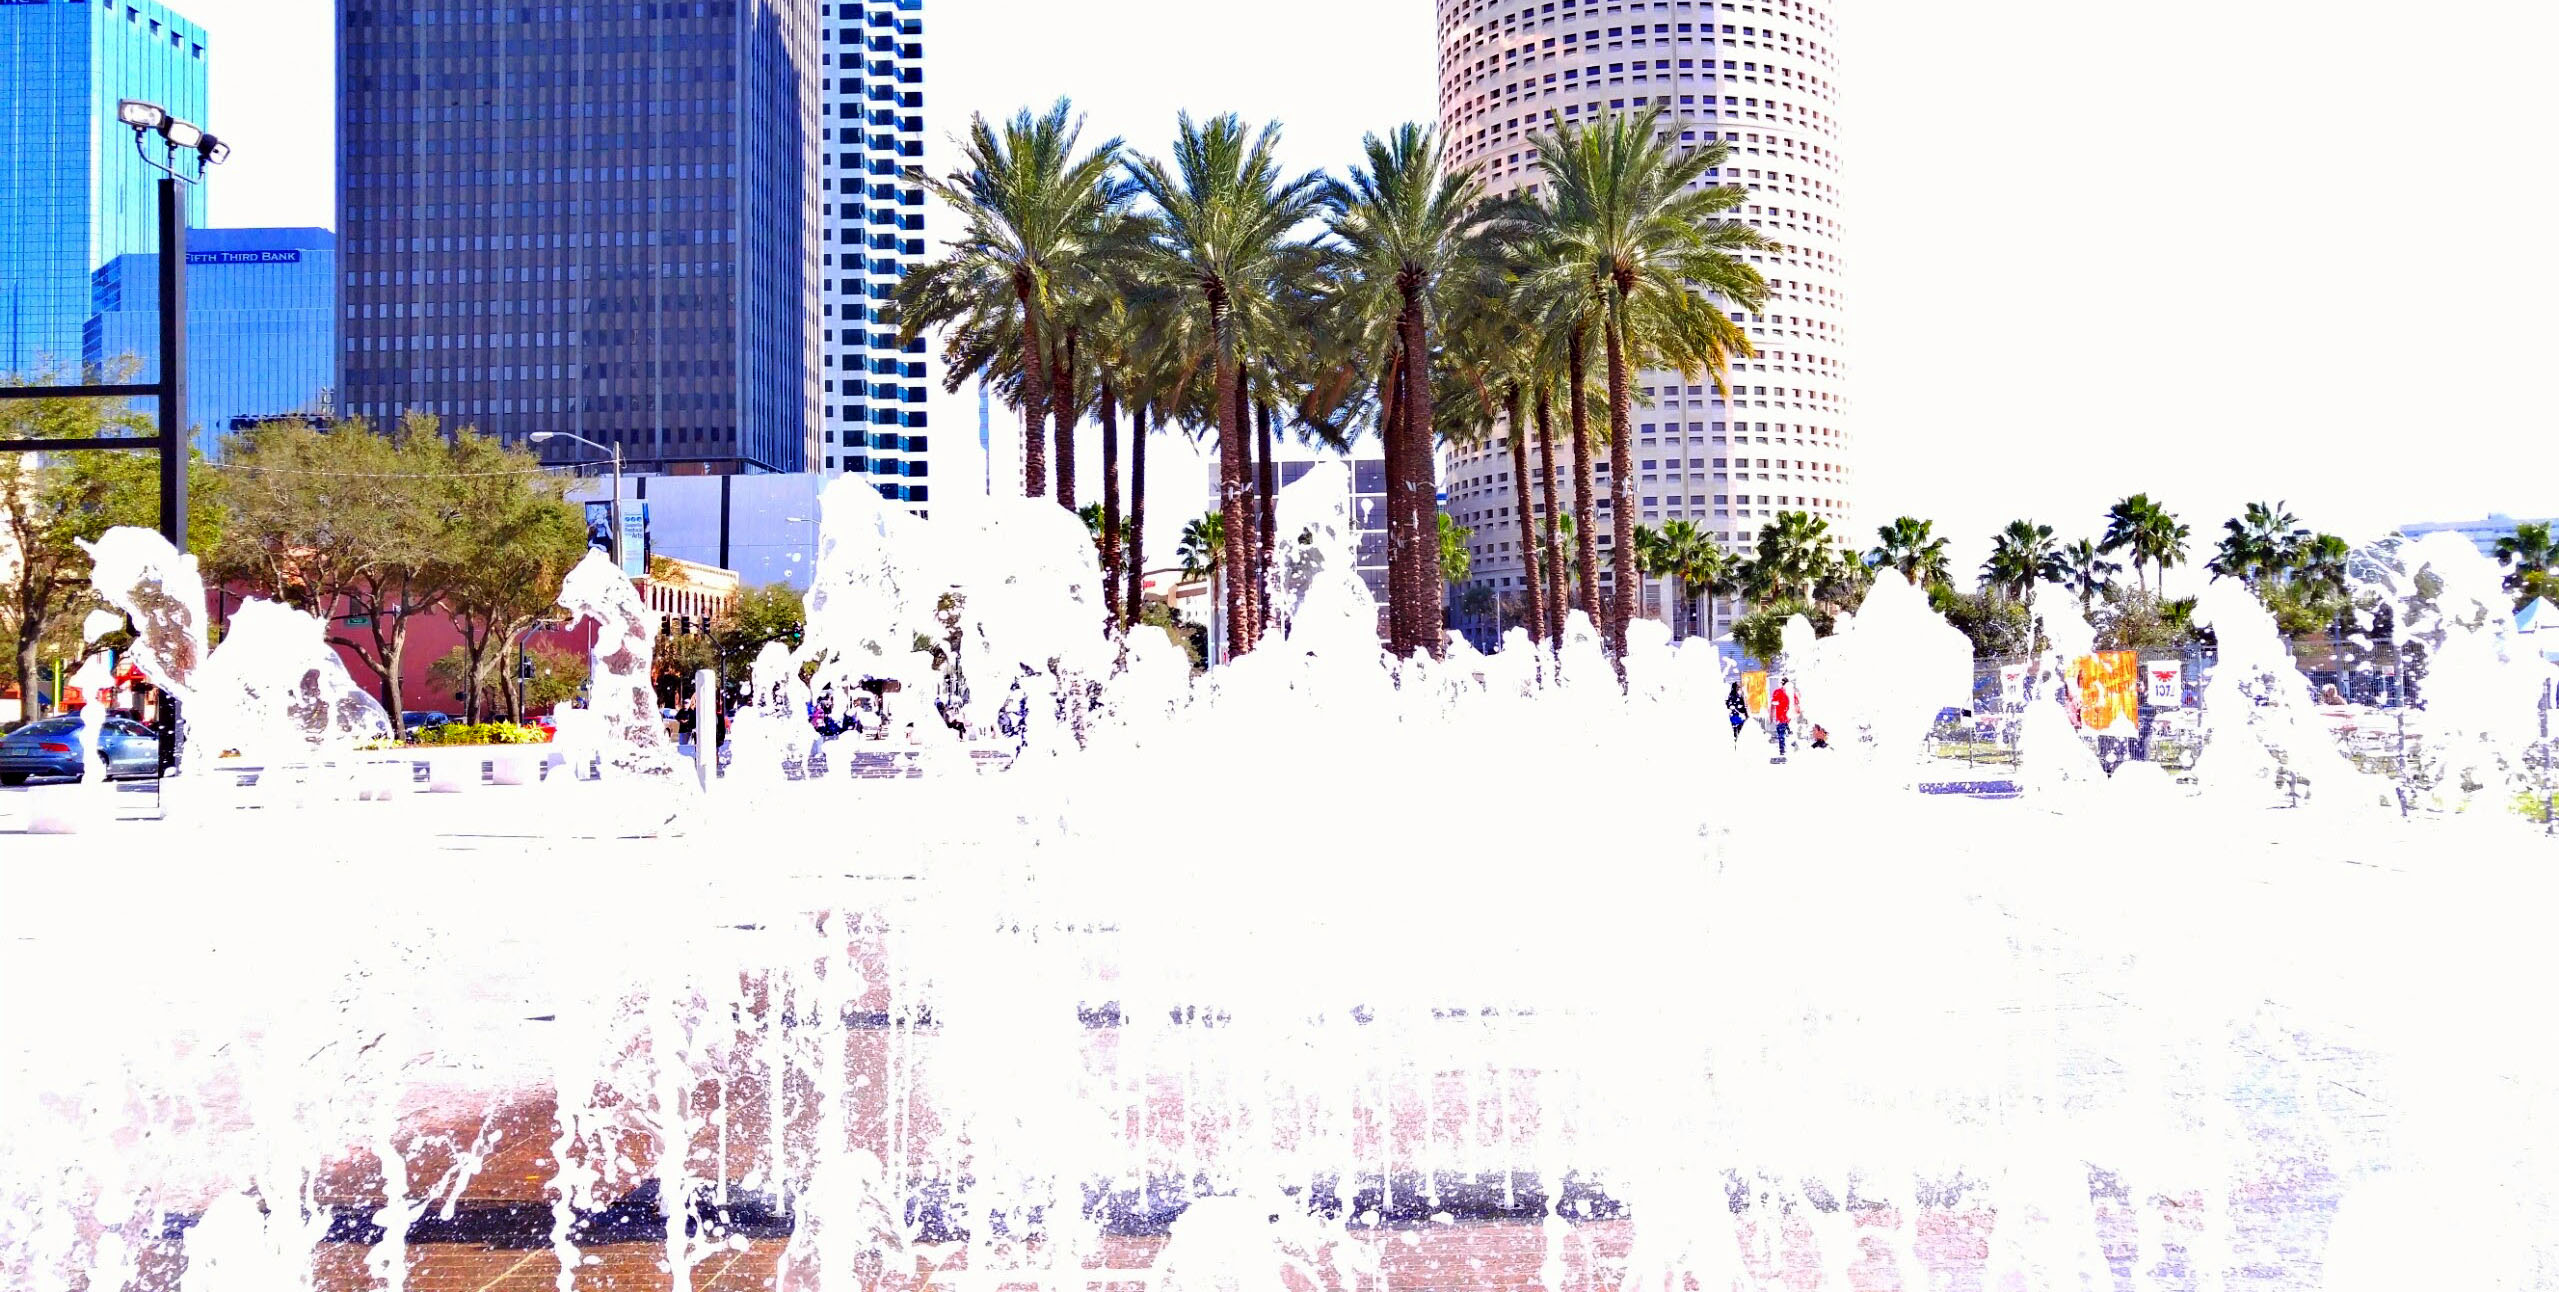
left=4, top=512, right=2558, bottom=1292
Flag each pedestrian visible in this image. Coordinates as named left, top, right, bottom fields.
left=1810, top=723, right=1830, bottom=750
left=1770, top=679, right=1795, bottom=756
left=1726, top=681, right=1749, bottom=744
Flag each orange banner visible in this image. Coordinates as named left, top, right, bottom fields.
left=2075, top=651, right=2140, bottom=732
left=1743, top=671, right=1769, bottom=716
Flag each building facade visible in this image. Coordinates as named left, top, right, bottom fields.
left=2397, top=514, right=2559, bottom=564
left=335, top=0, right=824, bottom=474
left=815, top=0, right=930, bottom=511
left=87, top=227, right=335, bottom=456
left=1433, top=0, right=1848, bottom=634
left=0, top=0, right=209, bottom=377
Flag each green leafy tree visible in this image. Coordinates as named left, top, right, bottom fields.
left=1437, top=510, right=1473, bottom=585
left=2094, top=588, right=2205, bottom=652
left=521, top=640, right=589, bottom=712
left=441, top=435, right=589, bottom=722
left=2, top=366, right=223, bottom=716
left=1933, top=584, right=2034, bottom=658
left=712, top=582, right=808, bottom=686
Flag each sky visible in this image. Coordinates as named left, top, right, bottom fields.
left=182, top=0, right=2559, bottom=578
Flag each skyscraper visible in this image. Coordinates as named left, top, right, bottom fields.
left=335, top=0, right=824, bottom=475
left=88, top=228, right=337, bottom=458
left=0, top=0, right=209, bottom=377
left=1433, top=0, right=1847, bottom=636
left=815, top=0, right=930, bottom=511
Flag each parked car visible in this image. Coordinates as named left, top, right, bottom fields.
left=0, top=715, right=163, bottom=785
left=400, top=710, right=454, bottom=730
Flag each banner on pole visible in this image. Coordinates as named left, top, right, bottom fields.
left=619, top=503, right=649, bottom=578
left=2076, top=650, right=2140, bottom=731
left=2145, top=659, right=2184, bottom=708
left=1999, top=663, right=2029, bottom=708
left=1743, top=671, right=1769, bottom=716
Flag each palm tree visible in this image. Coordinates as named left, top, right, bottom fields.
left=2137, top=505, right=2194, bottom=595
left=1813, top=545, right=1873, bottom=617
left=2294, top=533, right=2353, bottom=602
left=1866, top=516, right=1951, bottom=590
left=1743, top=510, right=1832, bottom=606
left=1981, top=519, right=2064, bottom=602
left=1633, top=519, right=1721, bottom=640
left=1436, top=288, right=1549, bottom=654
left=2057, top=538, right=2120, bottom=615
left=2494, top=521, right=2558, bottom=608
left=1128, top=115, right=1325, bottom=659
left=1525, top=105, right=1770, bottom=659
left=2099, top=494, right=2158, bottom=595
left=1324, top=123, right=1506, bottom=660
left=2209, top=500, right=2309, bottom=589
left=1177, top=511, right=1224, bottom=580
left=900, top=100, right=1125, bottom=503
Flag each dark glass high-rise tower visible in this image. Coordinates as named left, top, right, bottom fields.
left=336, top=0, right=822, bottom=475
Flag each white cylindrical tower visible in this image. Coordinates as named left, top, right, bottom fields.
left=1434, top=0, right=1847, bottom=643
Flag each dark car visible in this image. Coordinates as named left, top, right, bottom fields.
left=0, top=715, right=163, bottom=785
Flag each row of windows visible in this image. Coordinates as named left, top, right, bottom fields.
left=1442, top=0, right=1832, bottom=40
left=1449, top=42, right=1836, bottom=103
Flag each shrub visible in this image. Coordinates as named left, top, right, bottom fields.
left=408, top=721, right=549, bottom=747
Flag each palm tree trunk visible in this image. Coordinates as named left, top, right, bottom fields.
left=1210, top=300, right=1247, bottom=660
left=1566, top=328, right=1601, bottom=633
left=1016, top=284, right=1049, bottom=498
left=1400, top=293, right=1443, bottom=660
left=1051, top=330, right=1078, bottom=512
left=1504, top=388, right=1542, bottom=653
left=1256, top=399, right=1277, bottom=631
left=1379, top=350, right=1409, bottom=653
left=1233, top=370, right=1260, bottom=648
left=1535, top=388, right=1565, bottom=650
left=1603, top=310, right=1635, bottom=660
left=1126, top=401, right=1149, bottom=627
left=1099, top=381, right=1122, bottom=628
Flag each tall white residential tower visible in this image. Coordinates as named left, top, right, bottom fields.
left=1433, top=0, right=1847, bottom=640
left=821, top=0, right=932, bottom=513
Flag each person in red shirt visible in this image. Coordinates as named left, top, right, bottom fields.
left=1769, top=680, right=1795, bottom=756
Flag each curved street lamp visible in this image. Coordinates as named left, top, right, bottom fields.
left=531, top=431, right=625, bottom=569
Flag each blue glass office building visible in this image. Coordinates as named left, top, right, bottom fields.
left=818, top=0, right=930, bottom=509
left=0, top=0, right=209, bottom=378
left=87, top=227, right=336, bottom=456
left=336, top=0, right=824, bottom=475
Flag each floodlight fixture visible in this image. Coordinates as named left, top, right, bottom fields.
left=117, top=99, right=166, bottom=130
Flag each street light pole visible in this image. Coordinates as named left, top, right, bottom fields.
left=532, top=431, right=625, bottom=568
left=156, top=177, right=186, bottom=546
